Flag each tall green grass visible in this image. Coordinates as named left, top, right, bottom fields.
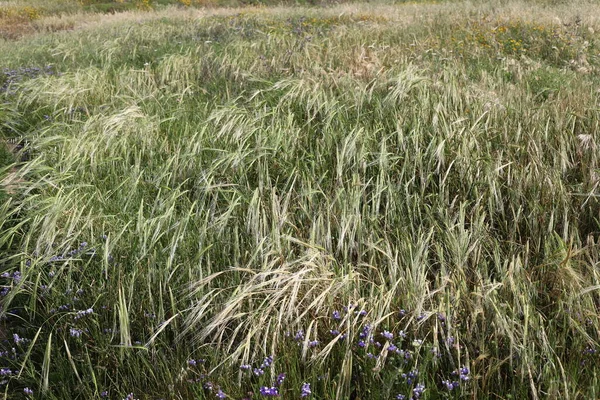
left=1, top=1, right=599, bottom=399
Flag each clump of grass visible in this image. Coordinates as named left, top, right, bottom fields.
left=0, top=1, right=599, bottom=399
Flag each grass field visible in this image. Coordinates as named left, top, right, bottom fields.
left=1, top=0, right=600, bottom=399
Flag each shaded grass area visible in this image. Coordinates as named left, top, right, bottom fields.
left=1, top=2, right=600, bottom=399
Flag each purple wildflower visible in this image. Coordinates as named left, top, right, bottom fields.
left=300, top=383, right=311, bottom=397
left=261, top=355, right=274, bottom=369
left=253, top=368, right=265, bottom=376
left=442, top=379, right=459, bottom=390
left=24, top=388, right=33, bottom=396
left=259, top=386, right=279, bottom=396
left=459, top=366, right=470, bottom=381
left=240, top=364, right=251, bottom=371
left=216, top=389, right=226, bottom=399
left=74, top=308, right=93, bottom=320
left=70, top=328, right=83, bottom=338
left=413, top=383, right=425, bottom=399
left=359, top=324, right=371, bottom=339
left=332, top=310, right=341, bottom=320
left=401, top=370, right=418, bottom=385
left=381, top=330, right=393, bottom=340
left=276, top=373, right=286, bottom=386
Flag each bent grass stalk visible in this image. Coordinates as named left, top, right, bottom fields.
left=0, top=1, right=599, bottom=398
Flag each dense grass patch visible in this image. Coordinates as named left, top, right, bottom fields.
left=1, top=1, right=599, bottom=399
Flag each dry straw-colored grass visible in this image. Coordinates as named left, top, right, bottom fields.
left=1, top=1, right=599, bottom=398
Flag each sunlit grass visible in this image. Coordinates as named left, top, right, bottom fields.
left=1, top=1, right=599, bottom=399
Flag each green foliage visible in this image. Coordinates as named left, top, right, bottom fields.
left=0, top=144, right=13, bottom=204
left=0, top=1, right=599, bottom=399
left=0, top=146, right=12, bottom=167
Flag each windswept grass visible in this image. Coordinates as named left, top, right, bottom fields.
left=1, top=1, right=599, bottom=399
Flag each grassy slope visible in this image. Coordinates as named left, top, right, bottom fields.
left=1, top=1, right=600, bottom=399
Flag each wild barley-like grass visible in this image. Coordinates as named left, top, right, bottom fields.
left=1, top=1, right=600, bottom=399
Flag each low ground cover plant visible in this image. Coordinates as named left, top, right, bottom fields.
left=0, top=0, right=599, bottom=398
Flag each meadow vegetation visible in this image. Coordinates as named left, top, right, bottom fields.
left=1, top=0, right=599, bottom=399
